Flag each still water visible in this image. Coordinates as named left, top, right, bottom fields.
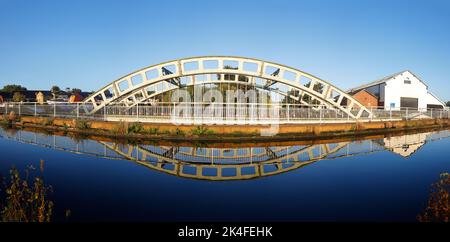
left=0, top=127, right=449, bottom=222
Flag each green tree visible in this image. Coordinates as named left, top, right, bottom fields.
left=1, top=84, right=27, bottom=93
left=50, top=85, right=60, bottom=94
left=71, top=88, right=82, bottom=94
left=446, top=101, right=450, bottom=107
left=12, top=92, right=26, bottom=102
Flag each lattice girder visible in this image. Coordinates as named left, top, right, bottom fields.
left=83, top=56, right=372, bottom=119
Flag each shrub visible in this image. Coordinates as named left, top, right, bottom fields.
left=190, top=126, right=214, bottom=135
left=75, top=119, right=91, bottom=130
left=1, top=165, right=54, bottom=222
left=12, top=92, right=26, bottom=102
left=127, top=123, right=144, bottom=134
left=231, top=131, right=244, bottom=136
left=146, top=127, right=159, bottom=134
left=112, top=122, right=145, bottom=136
left=112, top=122, right=127, bottom=136
left=173, top=128, right=185, bottom=135
left=1, top=115, right=11, bottom=128
left=417, top=172, right=450, bottom=222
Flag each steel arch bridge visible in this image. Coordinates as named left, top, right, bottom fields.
left=99, top=141, right=352, bottom=181
left=83, top=56, right=373, bottom=119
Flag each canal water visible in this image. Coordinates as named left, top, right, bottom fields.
left=0, top=126, right=449, bottom=222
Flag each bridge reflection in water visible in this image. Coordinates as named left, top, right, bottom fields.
left=1, top=129, right=449, bottom=181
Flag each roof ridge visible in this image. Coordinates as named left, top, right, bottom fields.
left=347, top=70, right=408, bottom=93
left=427, top=90, right=446, bottom=106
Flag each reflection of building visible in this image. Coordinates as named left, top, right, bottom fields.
left=348, top=70, right=446, bottom=110
left=382, top=132, right=431, bottom=157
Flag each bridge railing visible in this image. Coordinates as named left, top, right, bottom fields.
left=0, top=102, right=449, bottom=124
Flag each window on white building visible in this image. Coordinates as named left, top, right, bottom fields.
left=390, top=103, right=395, bottom=108
left=404, top=79, right=411, bottom=84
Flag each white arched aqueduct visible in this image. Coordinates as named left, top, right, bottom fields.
left=82, top=56, right=373, bottom=121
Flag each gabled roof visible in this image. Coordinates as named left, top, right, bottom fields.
left=390, top=142, right=425, bottom=158
left=347, top=70, right=428, bottom=94
left=427, top=90, right=446, bottom=107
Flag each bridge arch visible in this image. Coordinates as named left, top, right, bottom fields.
left=100, top=141, right=351, bottom=181
left=83, top=56, right=372, bottom=119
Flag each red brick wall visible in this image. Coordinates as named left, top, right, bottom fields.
left=352, top=90, right=378, bottom=108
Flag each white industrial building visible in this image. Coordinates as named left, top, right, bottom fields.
left=348, top=70, right=446, bottom=110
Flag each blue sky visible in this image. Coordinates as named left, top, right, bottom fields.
left=0, top=0, right=449, bottom=100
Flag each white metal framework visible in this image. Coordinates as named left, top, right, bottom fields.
left=83, top=56, right=373, bottom=119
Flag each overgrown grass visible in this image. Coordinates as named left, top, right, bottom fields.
left=112, top=122, right=127, bottom=136
left=173, top=128, right=185, bottom=136
left=190, top=126, right=214, bottom=135
left=0, top=163, right=54, bottom=222
left=230, top=131, right=244, bottom=136
left=0, top=115, right=11, bottom=128
left=418, top=172, right=450, bottom=222
left=146, top=127, right=159, bottom=134
left=127, top=123, right=144, bottom=134
left=75, top=119, right=91, bottom=130
left=112, top=122, right=146, bottom=136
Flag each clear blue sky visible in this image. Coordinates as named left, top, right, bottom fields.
left=1, top=0, right=449, bottom=100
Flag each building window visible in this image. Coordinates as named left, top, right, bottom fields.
left=390, top=103, right=395, bottom=108
left=404, top=79, right=411, bottom=84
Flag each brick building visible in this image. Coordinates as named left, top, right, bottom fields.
left=347, top=70, right=446, bottom=110
left=350, top=89, right=378, bottom=108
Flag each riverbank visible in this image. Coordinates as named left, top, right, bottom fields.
left=1, top=115, right=450, bottom=142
